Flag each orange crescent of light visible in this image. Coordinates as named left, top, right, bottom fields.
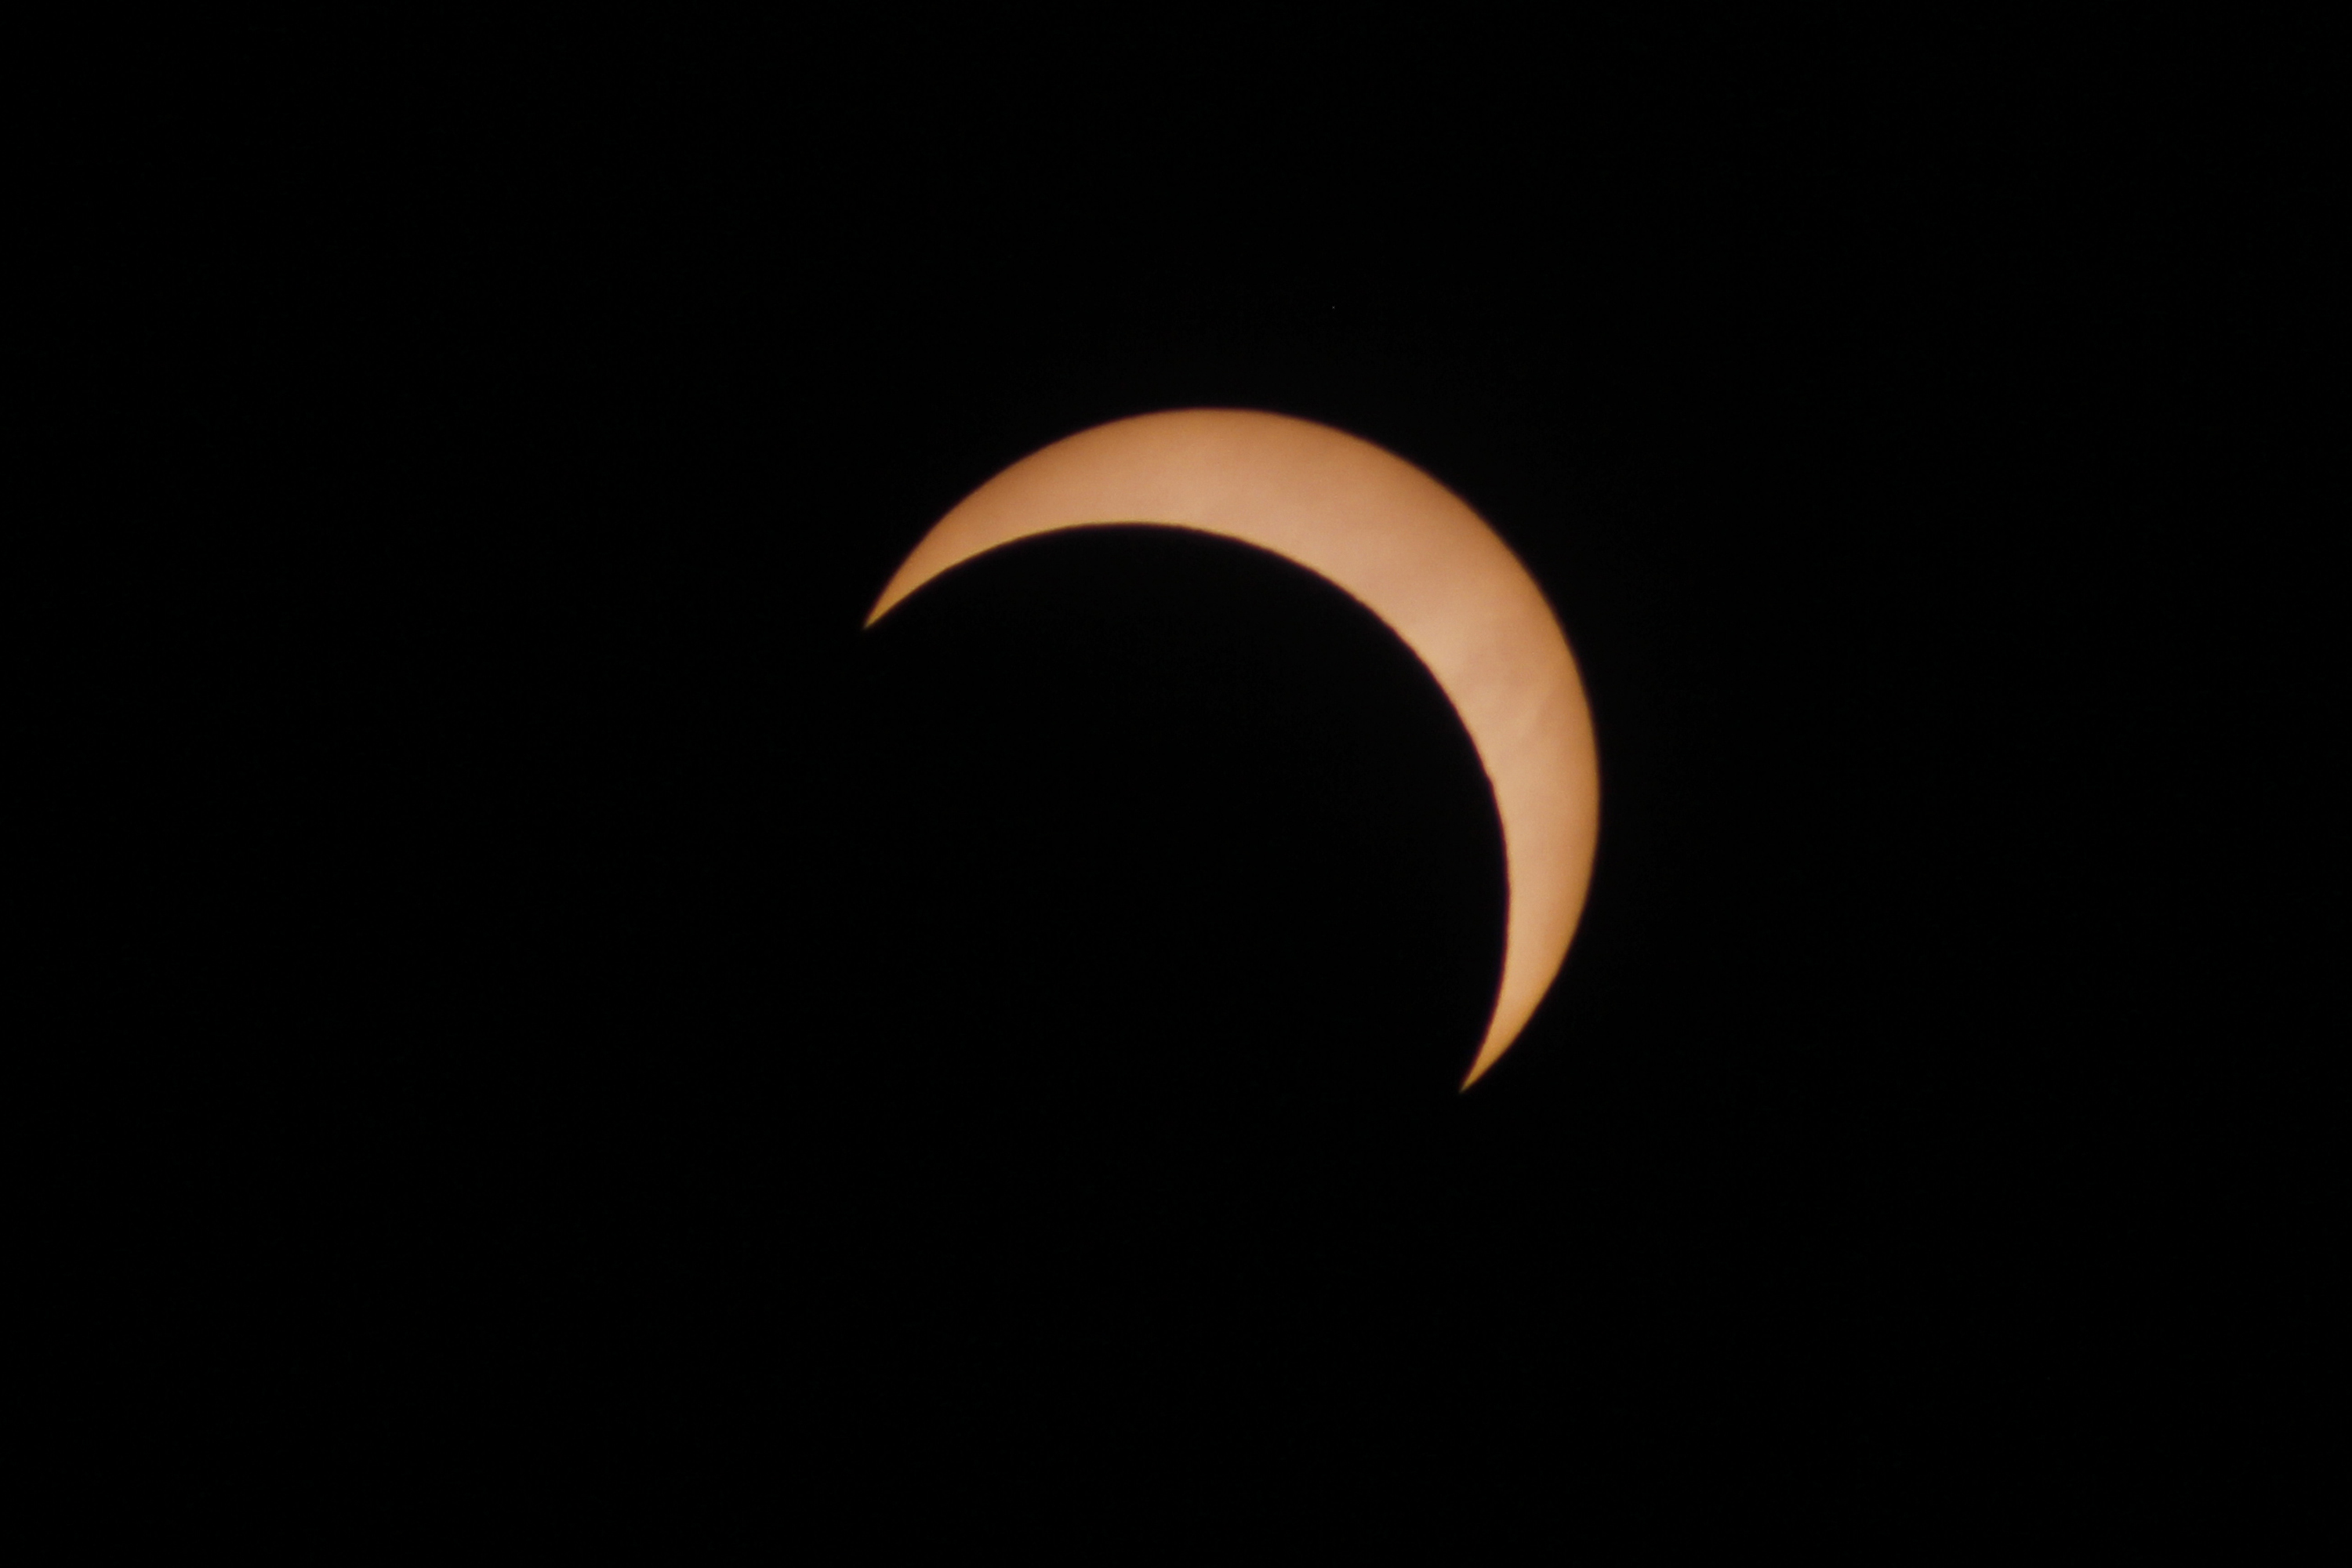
left=866, top=409, right=1599, bottom=1088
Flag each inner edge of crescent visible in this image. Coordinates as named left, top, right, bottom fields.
left=866, top=514, right=1588, bottom=1093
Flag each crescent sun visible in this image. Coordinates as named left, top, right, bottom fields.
left=866, top=409, right=1600, bottom=1088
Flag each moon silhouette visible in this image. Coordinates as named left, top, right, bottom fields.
left=866, top=409, right=1599, bottom=1087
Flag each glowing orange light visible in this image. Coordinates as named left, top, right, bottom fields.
left=869, top=410, right=1599, bottom=1087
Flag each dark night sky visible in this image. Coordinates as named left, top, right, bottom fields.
left=103, top=17, right=2325, bottom=1546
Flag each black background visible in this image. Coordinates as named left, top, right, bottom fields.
left=100, top=16, right=2325, bottom=1547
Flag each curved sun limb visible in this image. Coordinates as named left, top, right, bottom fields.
left=864, top=409, right=1599, bottom=1089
